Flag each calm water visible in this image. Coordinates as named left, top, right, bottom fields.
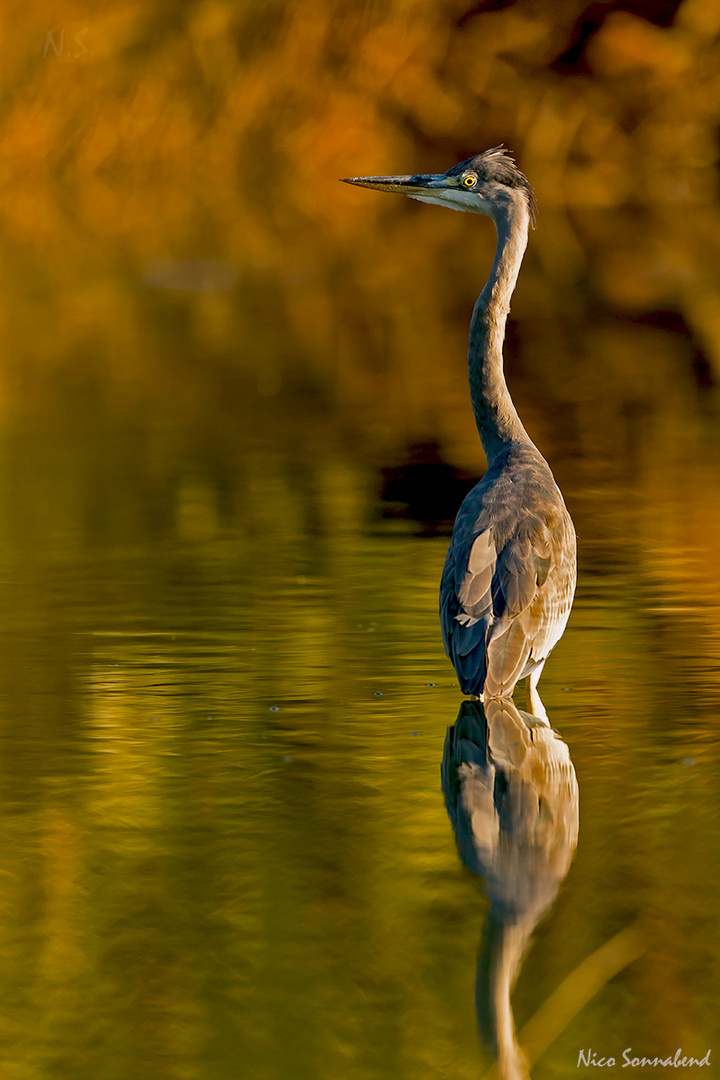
left=1, top=218, right=719, bottom=1080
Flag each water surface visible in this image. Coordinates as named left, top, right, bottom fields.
left=0, top=194, right=719, bottom=1078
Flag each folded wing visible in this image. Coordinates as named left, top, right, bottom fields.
left=440, top=510, right=574, bottom=697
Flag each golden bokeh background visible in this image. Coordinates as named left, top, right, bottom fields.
left=0, top=2, right=719, bottom=1077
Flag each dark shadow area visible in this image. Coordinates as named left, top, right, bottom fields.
left=378, top=441, right=480, bottom=534
left=549, top=0, right=684, bottom=74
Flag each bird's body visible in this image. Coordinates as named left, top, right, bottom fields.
left=440, top=440, right=575, bottom=704
left=343, top=148, right=576, bottom=707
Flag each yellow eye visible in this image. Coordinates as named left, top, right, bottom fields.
left=463, top=175, right=477, bottom=188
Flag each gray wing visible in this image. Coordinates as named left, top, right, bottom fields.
left=440, top=506, right=576, bottom=697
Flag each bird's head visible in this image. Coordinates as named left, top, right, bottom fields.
left=342, top=147, right=536, bottom=227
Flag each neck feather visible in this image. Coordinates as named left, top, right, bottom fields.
left=468, top=197, right=532, bottom=464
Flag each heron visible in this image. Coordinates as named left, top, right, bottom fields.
left=343, top=148, right=576, bottom=711
left=442, top=698, right=579, bottom=1078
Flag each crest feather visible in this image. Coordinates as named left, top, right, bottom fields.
left=449, top=146, right=537, bottom=227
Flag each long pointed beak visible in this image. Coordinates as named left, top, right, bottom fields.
left=341, top=173, right=452, bottom=195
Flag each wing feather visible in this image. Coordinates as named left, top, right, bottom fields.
left=485, top=621, right=532, bottom=697
left=439, top=452, right=577, bottom=698
left=495, top=537, right=536, bottom=613
left=458, top=529, right=495, bottom=618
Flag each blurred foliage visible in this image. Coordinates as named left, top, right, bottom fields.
left=2, top=0, right=720, bottom=395
left=1, top=0, right=720, bottom=582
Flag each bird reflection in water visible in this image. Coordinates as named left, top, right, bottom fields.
left=442, top=698, right=579, bottom=1080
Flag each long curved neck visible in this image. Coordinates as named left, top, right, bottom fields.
left=469, top=199, right=532, bottom=464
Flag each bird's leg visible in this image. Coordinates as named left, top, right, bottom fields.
left=525, top=667, right=548, bottom=724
